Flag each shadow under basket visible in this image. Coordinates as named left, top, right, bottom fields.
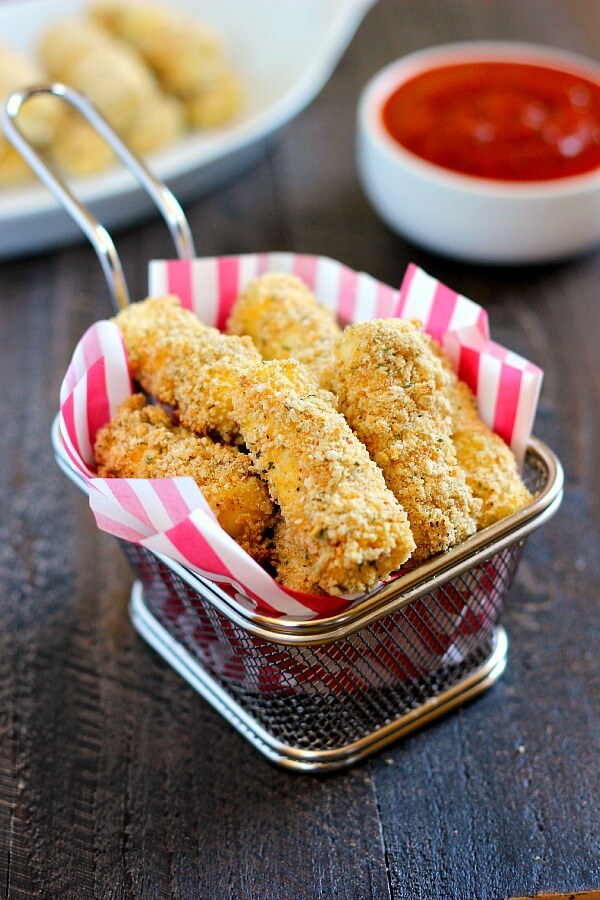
left=116, top=439, right=562, bottom=772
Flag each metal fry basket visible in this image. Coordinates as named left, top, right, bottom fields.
left=54, top=436, right=561, bottom=771
left=8, top=85, right=564, bottom=772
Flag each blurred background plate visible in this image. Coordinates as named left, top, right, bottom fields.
left=0, top=0, right=374, bottom=258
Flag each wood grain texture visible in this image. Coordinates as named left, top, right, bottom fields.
left=0, top=1, right=599, bottom=898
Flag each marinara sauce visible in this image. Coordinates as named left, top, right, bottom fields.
left=381, top=60, right=600, bottom=181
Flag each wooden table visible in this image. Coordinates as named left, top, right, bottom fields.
left=1, top=1, right=599, bottom=897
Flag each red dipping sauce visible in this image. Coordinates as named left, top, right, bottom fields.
left=381, top=60, right=600, bottom=182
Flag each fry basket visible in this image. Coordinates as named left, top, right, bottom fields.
left=6, top=86, right=564, bottom=772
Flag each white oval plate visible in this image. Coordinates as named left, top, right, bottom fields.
left=0, top=0, right=374, bottom=257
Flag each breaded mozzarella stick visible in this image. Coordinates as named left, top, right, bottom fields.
left=333, top=319, right=480, bottom=563
left=91, top=1, right=243, bottom=126
left=49, top=113, right=116, bottom=177
left=430, top=350, right=533, bottom=527
left=183, top=71, right=242, bottom=128
left=226, top=273, right=342, bottom=387
left=0, top=44, right=63, bottom=184
left=0, top=146, right=32, bottom=185
left=233, top=359, right=415, bottom=596
left=0, top=44, right=62, bottom=149
left=50, top=95, right=184, bottom=177
left=125, top=93, right=184, bottom=155
left=271, top=519, right=318, bottom=594
left=39, top=20, right=159, bottom=135
left=94, top=394, right=275, bottom=560
left=114, top=296, right=261, bottom=444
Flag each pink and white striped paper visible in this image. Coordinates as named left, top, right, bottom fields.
left=149, top=255, right=542, bottom=464
left=59, top=257, right=543, bottom=621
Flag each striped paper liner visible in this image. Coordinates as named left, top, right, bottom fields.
left=59, top=258, right=542, bottom=621
left=149, top=255, right=541, bottom=461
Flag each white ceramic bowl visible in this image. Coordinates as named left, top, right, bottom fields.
left=357, top=42, right=600, bottom=264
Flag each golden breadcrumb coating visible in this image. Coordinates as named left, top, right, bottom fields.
left=0, top=145, right=32, bottom=185
left=49, top=112, right=116, bottom=177
left=113, top=296, right=261, bottom=444
left=91, top=1, right=242, bottom=126
left=448, top=380, right=533, bottom=527
left=233, top=358, right=415, bottom=596
left=91, top=0, right=223, bottom=95
left=226, top=273, right=342, bottom=386
left=94, top=394, right=275, bottom=560
left=184, top=70, right=243, bottom=128
left=333, top=319, right=480, bottom=563
left=124, top=93, right=185, bottom=155
left=39, top=21, right=161, bottom=135
left=52, top=97, right=184, bottom=177
left=0, top=44, right=63, bottom=151
left=271, top=519, right=320, bottom=594
left=0, top=43, right=63, bottom=185
left=429, top=343, right=533, bottom=528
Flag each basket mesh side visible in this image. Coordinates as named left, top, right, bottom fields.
left=121, top=542, right=522, bottom=751
left=121, top=454, right=544, bottom=753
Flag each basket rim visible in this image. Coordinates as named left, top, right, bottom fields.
left=52, top=415, right=563, bottom=644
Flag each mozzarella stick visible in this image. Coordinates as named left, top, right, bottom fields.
left=114, top=296, right=261, bottom=444
left=184, top=70, right=243, bottom=128
left=0, top=44, right=62, bottom=150
left=91, top=1, right=242, bottom=124
left=233, top=358, right=415, bottom=596
left=52, top=96, right=185, bottom=178
left=226, top=273, right=342, bottom=386
left=430, top=344, right=532, bottom=527
left=0, top=44, right=63, bottom=184
left=0, top=145, right=32, bottom=185
left=271, top=519, right=319, bottom=594
left=94, top=394, right=275, bottom=560
left=49, top=112, right=116, bottom=177
left=333, top=320, right=480, bottom=563
left=125, top=93, right=184, bottom=155
left=39, top=20, right=159, bottom=135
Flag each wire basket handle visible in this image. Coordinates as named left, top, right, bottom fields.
left=2, top=82, right=196, bottom=311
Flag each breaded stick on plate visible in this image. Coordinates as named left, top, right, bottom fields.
left=0, top=44, right=63, bottom=184
left=430, top=344, right=532, bottom=527
left=50, top=113, right=116, bottom=177
left=183, top=71, right=243, bottom=128
left=114, top=296, right=261, bottom=444
left=91, top=0, right=243, bottom=126
left=39, top=20, right=160, bottom=135
left=333, top=319, right=480, bottom=564
left=125, top=94, right=184, bottom=155
left=233, top=358, right=415, bottom=596
left=94, top=394, right=275, bottom=560
left=0, top=44, right=63, bottom=149
left=0, top=146, right=32, bottom=186
left=50, top=95, right=184, bottom=177
left=226, top=273, right=342, bottom=387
